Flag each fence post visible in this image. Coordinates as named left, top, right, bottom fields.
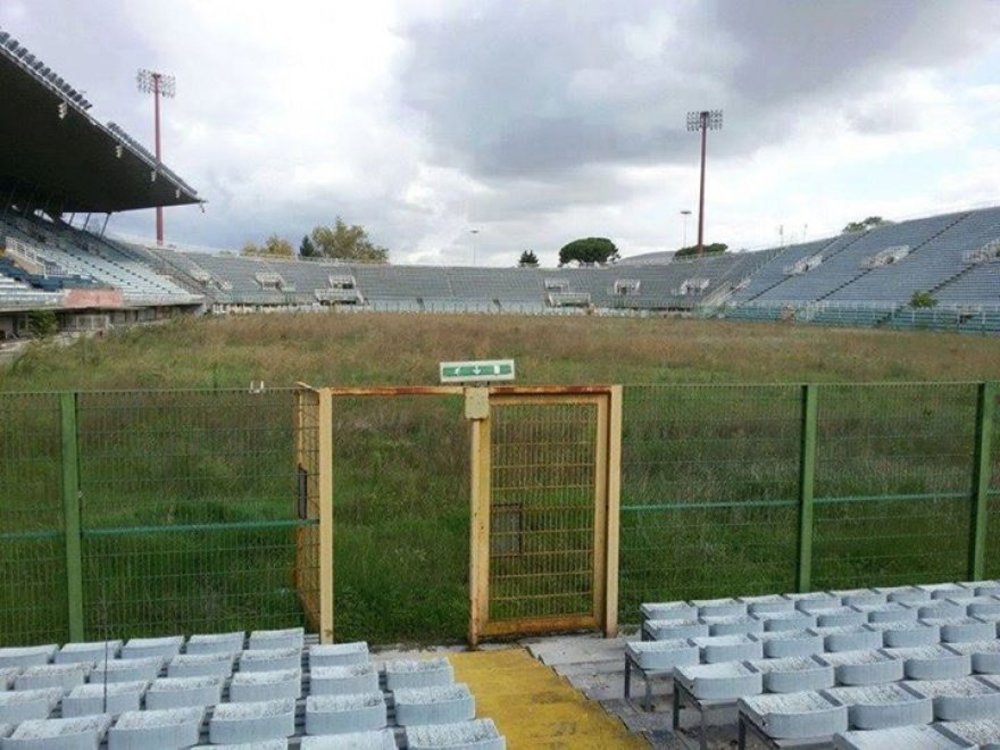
left=969, top=381, right=997, bottom=581
left=60, top=391, right=85, bottom=642
left=317, top=388, right=334, bottom=644
left=796, top=384, right=818, bottom=592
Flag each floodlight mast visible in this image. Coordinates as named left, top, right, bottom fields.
left=137, top=69, right=176, bottom=245
left=686, top=109, right=723, bottom=259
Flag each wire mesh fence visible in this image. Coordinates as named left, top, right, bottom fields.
left=0, top=381, right=997, bottom=645
left=984, top=385, right=1000, bottom=579
left=619, top=385, right=802, bottom=614
left=0, top=393, right=66, bottom=645
left=488, top=400, right=598, bottom=623
left=75, top=389, right=310, bottom=640
left=811, top=383, right=977, bottom=590
left=294, top=387, right=322, bottom=634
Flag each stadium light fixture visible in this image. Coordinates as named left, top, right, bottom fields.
left=470, top=229, right=480, bottom=266
left=680, top=209, right=692, bottom=248
left=686, top=109, right=723, bottom=259
left=137, top=68, right=176, bottom=245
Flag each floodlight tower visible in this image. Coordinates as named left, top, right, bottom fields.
left=469, top=229, right=480, bottom=266
left=137, top=68, right=176, bottom=245
left=686, top=109, right=723, bottom=258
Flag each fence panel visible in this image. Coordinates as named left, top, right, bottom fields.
left=330, top=394, right=468, bottom=643
left=293, top=387, right=322, bottom=635
left=619, top=385, right=802, bottom=615
left=75, top=389, right=308, bottom=639
left=812, top=383, right=978, bottom=589
left=985, top=385, right=1000, bottom=578
left=486, top=398, right=600, bottom=627
left=0, top=393, right=67, bottom=645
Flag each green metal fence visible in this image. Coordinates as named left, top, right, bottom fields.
left=0, top=381, right=997, bottom=646
left=620, top=385, right=803, bottom=609
left=0, top=393, right=67, bottom=645
left=620, top=381, right=999, bottom=615
left=0, top=389, right=317, bottom=646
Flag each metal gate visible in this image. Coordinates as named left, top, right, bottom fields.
left=468, top=386, right=622, bottom=645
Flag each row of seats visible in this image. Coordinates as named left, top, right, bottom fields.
left=0, top=627, right=506, bottom=749
left=729, top=208, right=1000, bottom=308
left=1, top=212, right=201, bottom=305
left=633, top=581, right=1000, bottom=748
left=170, top=250, right=740, bottom=310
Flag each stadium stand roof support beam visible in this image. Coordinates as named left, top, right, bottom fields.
left=686, top=110, right=723, bottom=260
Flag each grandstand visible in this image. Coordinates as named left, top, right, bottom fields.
left=0, top=31, right=202, bottom=339
left=106, top=206, right=997, bottom=335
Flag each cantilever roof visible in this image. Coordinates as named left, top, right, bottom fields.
left=0, top=30, right=200, bottom=213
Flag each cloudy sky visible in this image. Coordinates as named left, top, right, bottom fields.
left=3, top=1, right=1000, bottom=266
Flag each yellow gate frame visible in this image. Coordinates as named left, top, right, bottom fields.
left=293, top=384, right=622, bottom=647
left=467, top=385, right=622, bottom=647
left=293, top=385, right=334, bottom=643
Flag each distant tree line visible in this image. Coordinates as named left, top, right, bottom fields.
left=242, top=217, right=389, bottom=264
left=674, top=242, right=728, bottom=258
left=843, top=216, right=892, bottom=234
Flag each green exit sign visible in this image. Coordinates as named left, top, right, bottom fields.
left=439, top=359, right=516, bottom=384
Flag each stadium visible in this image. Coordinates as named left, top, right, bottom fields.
left=2, top=12, right=1000, bottom=750
left=2, top=26, right=1000, bottom=335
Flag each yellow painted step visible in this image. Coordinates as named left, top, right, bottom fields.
left=449, top=648, right=647, bottom=749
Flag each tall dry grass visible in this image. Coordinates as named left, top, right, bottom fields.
left=3, top=313, right=999, bottom=391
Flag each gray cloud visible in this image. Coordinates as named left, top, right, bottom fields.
left=400, top=0, right=1000, bottom=179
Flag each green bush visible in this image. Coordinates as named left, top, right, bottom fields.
left=27, top=310, right=58, bottom=338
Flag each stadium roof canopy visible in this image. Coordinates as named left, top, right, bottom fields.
left=0, top=30, right=200, bottom=213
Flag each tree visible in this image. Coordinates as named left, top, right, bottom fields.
left=675, top=242, right=728, bottom=258
left=26, top=309, right=58, bottom=338
left=310, top=217, right=389, bottom=264
left=843, top=216, right=892, bottom=234
left=910, top=290, right=938, bottom=308
left=300, top=235, right=318, bottom=258
left=242, top=234, right=294, bottom=258
left=558, top=237, right=619, bottom=266
left=518, top=250, right=539, bottom=267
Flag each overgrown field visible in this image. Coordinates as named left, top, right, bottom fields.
left=1, top=313, right=998, bottom=646
left=4, top=312, right=1000, bottom=390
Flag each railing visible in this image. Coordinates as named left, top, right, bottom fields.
left=4, top=236, right=52, bottom=276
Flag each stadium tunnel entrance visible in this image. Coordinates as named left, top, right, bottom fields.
left=293, top=384, right=622, bottom=647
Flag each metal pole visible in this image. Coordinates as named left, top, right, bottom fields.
left=61, top=392, right=85, bottom=641
left=796, top=384, right=818, bottom=592
left=697, top=113, right=707, bottom=259
left=969, top=381, right=996, bottom=580
left=154, top=74, right=164, bottom=245
left=469, top=229, right=479, bottom=267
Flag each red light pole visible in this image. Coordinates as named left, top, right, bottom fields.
left=137, top=69, right=176, bottom=245
left=686, top=110, right=723, bottom=259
